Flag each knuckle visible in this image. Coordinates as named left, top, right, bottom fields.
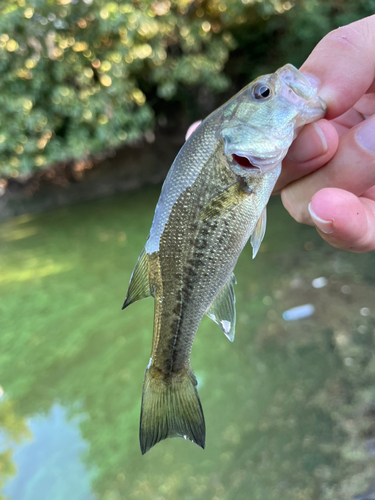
left=281, top=188, right=310, bottom=224
left=323, top=25, right=365, bottom=55
left=354, top=230, right=375, bottom=253
left=294, top=209, right=310, bottom=225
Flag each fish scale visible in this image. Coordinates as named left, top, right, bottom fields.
left=122, top=64, right=327, bottom=454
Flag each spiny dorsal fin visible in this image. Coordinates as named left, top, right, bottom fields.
left=250, top=207, right=267, bottom=259
left=122, top=249, right=151, bottom=310
left=199, top=183, right=248, bottom=222
left=206, top=273, right=236, bottom=342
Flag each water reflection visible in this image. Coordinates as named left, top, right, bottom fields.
left=3, top=406, right=92, bottom=500
left=0, top=189, right=375, bottom=499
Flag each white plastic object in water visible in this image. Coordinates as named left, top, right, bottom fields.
left=282, top=304, right=315, bottom=321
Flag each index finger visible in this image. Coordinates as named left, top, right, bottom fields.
left=301, top=15, right=375, bottom=119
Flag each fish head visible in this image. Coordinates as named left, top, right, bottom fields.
left=219, top=64, right=327, bottom=175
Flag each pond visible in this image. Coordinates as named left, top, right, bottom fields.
left=1, top=188, right=375, bottom=500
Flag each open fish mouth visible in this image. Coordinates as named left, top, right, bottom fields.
left=229, top=150, right=286, bottom=174
left=232, top=154, right=258, bottom=170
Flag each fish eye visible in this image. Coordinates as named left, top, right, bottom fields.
left=252, top=83, right=272, bottom=100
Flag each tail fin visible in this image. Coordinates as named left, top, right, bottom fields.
left=140, top=367, right=205, bottom=455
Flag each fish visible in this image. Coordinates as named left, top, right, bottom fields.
left=123, top=64, right=326, bottom=455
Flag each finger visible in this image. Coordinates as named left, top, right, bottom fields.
left=185, top=121, right=202, bottom=140
left=308, top=188, right=375, bottom=252
left=332, top=107, right=364, bottom=132
left=354, top=93, right=375, bottom=117
left=301, top=15, right=375, bottom=119
left=362, top=185, right=375, bottom=200
left=281, top=114, right=375, bottom=224
left=275, top=119, right=338, bottom=193
left=329, top=107, right=365, bottom=138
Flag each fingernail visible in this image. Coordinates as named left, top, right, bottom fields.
left=308, top=202, right=333, bottom=234
left=185, top=121, right=202, bottom=141
left=312, top=122, right=328, bottom=153
left=287, top=122, right=328, bottom=163
left=356, top=117, right=375, bottom=153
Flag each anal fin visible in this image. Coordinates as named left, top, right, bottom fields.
left=122, top=249, right=151, bottom=310
left=250, top=207, right=267, bottom=259
left=206, top=273, right=236, bottom=342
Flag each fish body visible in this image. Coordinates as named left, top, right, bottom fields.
left=123, top=64, right=326, bottom=454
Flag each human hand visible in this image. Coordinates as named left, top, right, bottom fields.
left=278, top=15, right=375, bottom=252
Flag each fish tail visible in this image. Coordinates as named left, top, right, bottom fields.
left=139, top=366, right=205, bottom=455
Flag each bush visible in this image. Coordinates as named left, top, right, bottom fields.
left=0, top=0, right=372, bottom=179
left=0, top=0, right=243, bottom=178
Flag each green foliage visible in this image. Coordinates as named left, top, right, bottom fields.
left=0, top=0, right=242, bottom=178
left=0, top=399, right=30, bottom=498
left=0, top=0, right=372, bottom=178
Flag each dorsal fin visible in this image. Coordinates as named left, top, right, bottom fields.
left=122, top=249, right=151, bottom=310
left=206, top=273, right=236, bottom=342
left=250, top=207, right=267, bottom=259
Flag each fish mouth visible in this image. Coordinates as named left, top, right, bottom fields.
left=232, top=154, right=259, bottom=170
left=229, top=150, right=285, bottom=174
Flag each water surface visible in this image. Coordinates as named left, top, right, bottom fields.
left=1, top=188, right=375, bottom=500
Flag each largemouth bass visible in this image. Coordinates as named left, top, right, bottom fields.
left=123, top=64, right=326, bottom=454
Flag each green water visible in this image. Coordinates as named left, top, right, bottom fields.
left=1, top=188, right=375, bottom=500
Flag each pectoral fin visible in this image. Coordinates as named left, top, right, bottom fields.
left=206, top=274, right=236, bottom=342
left=199, top=183, right=248, bottom=222
left=250, top=207, right=267, bottom=259
left=122, top=249, right=151, bottom=309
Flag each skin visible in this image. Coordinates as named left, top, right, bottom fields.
left=279, top=15, right=375, bottom=253
left=188, top=15, right=375, bottom=253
